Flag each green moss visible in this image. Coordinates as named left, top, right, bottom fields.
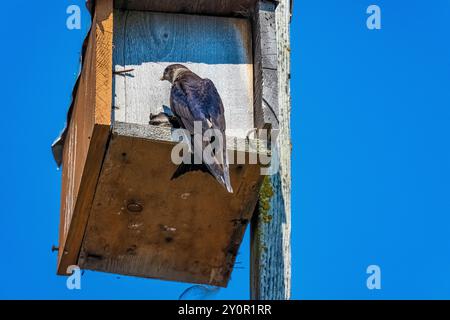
left=259, top=176, right=274, bottom=223
left=254, top=176, right=275, bottom=254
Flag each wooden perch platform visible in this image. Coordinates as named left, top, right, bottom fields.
left=78, top=123, right=265, bottom=286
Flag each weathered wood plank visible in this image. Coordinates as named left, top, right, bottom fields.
left=79, top=130, right=263, bottom=286
left=57, top=0, right=113, bottom=275
left=253, top=0, right=279, bottom=130
left=113, top=10, right=254, bottom=139
left=113, top=122, right=270, bottom=156
left=250, top=0, right=291, bottom=300
left=115, top=0, right=270, bottom=17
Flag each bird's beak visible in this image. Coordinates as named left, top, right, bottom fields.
left=160, top=76, right=165, bottom=81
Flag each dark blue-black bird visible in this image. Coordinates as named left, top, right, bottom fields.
left=160, top=64, right=233, bottom=193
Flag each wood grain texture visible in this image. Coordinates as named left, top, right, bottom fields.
left=251, top=0, right=291, bottom=300
left=253, top=0, right=279, bottom=129
left=78, top=124, right=264, bottom=286
left=57, top=0, right=113, bottom=275
left=95, top=2, right=114, bottom=125
left=113, top=10, right=254, bottom=139
left=115, top=0, right=279, bottom=17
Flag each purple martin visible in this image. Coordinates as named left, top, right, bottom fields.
left=161, top=64, right=233, bottom=193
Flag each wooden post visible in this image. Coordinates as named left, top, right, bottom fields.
left=250, top=0, right=291, bottom=300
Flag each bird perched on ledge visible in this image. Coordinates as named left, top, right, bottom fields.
left=159, top=64, right=233, bottom=193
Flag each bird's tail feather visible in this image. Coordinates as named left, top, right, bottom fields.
left=204, top=136, right=233, bottom=193
left=204, top=162, right=233, bottom=193
left=223, top=164, right=233, bottom=193
left=171, top=133, right=233, bottom=193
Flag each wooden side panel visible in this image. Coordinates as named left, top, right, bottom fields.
left=253, top=0, right=279, bottom=129
left=57, top=0, right=113, bottom=275
left=115, top=0, right=262, bottom=16
left=79, top=127, right=262, bottom=286
left=113, top=11, right=254, bottom=139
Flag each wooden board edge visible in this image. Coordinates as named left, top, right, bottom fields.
left=112, top=121, right=271, bottom=156
left=114, top=0, right=264, bottom=17
left=253, top=0, right=279, bottom=130
left=94, top=0, right=113, bottom=126
left=57, top=124, right=110, bottom=275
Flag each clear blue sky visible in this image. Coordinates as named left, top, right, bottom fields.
left=1, top=0, right=450, bottom=299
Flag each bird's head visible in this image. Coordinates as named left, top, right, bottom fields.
left=161, top=64, right=190, bottom=83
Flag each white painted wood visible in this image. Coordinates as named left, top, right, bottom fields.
left=113, top=122, right=270, bottom=156
left=113, top=10, right=254, bottom=139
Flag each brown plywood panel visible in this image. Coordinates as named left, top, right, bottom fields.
left=79, top=129, right=262, bottom=286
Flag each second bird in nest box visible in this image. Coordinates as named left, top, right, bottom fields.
left=154, top=64, right=233, bottom=193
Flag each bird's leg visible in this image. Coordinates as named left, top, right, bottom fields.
left=168, top=115, right=181, bottom=128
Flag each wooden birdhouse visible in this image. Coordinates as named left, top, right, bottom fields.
left=56, top=0, right=281, bottom=287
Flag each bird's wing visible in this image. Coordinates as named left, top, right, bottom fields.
left=200, top=79, right=233, bottom=193
left=200, top=79, right=226, bottom=132
left=170, top=82, right=199, bottom=134
left=170, top=78, right=233, bottom=193
left=200, top=79, right=228, bottom=161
